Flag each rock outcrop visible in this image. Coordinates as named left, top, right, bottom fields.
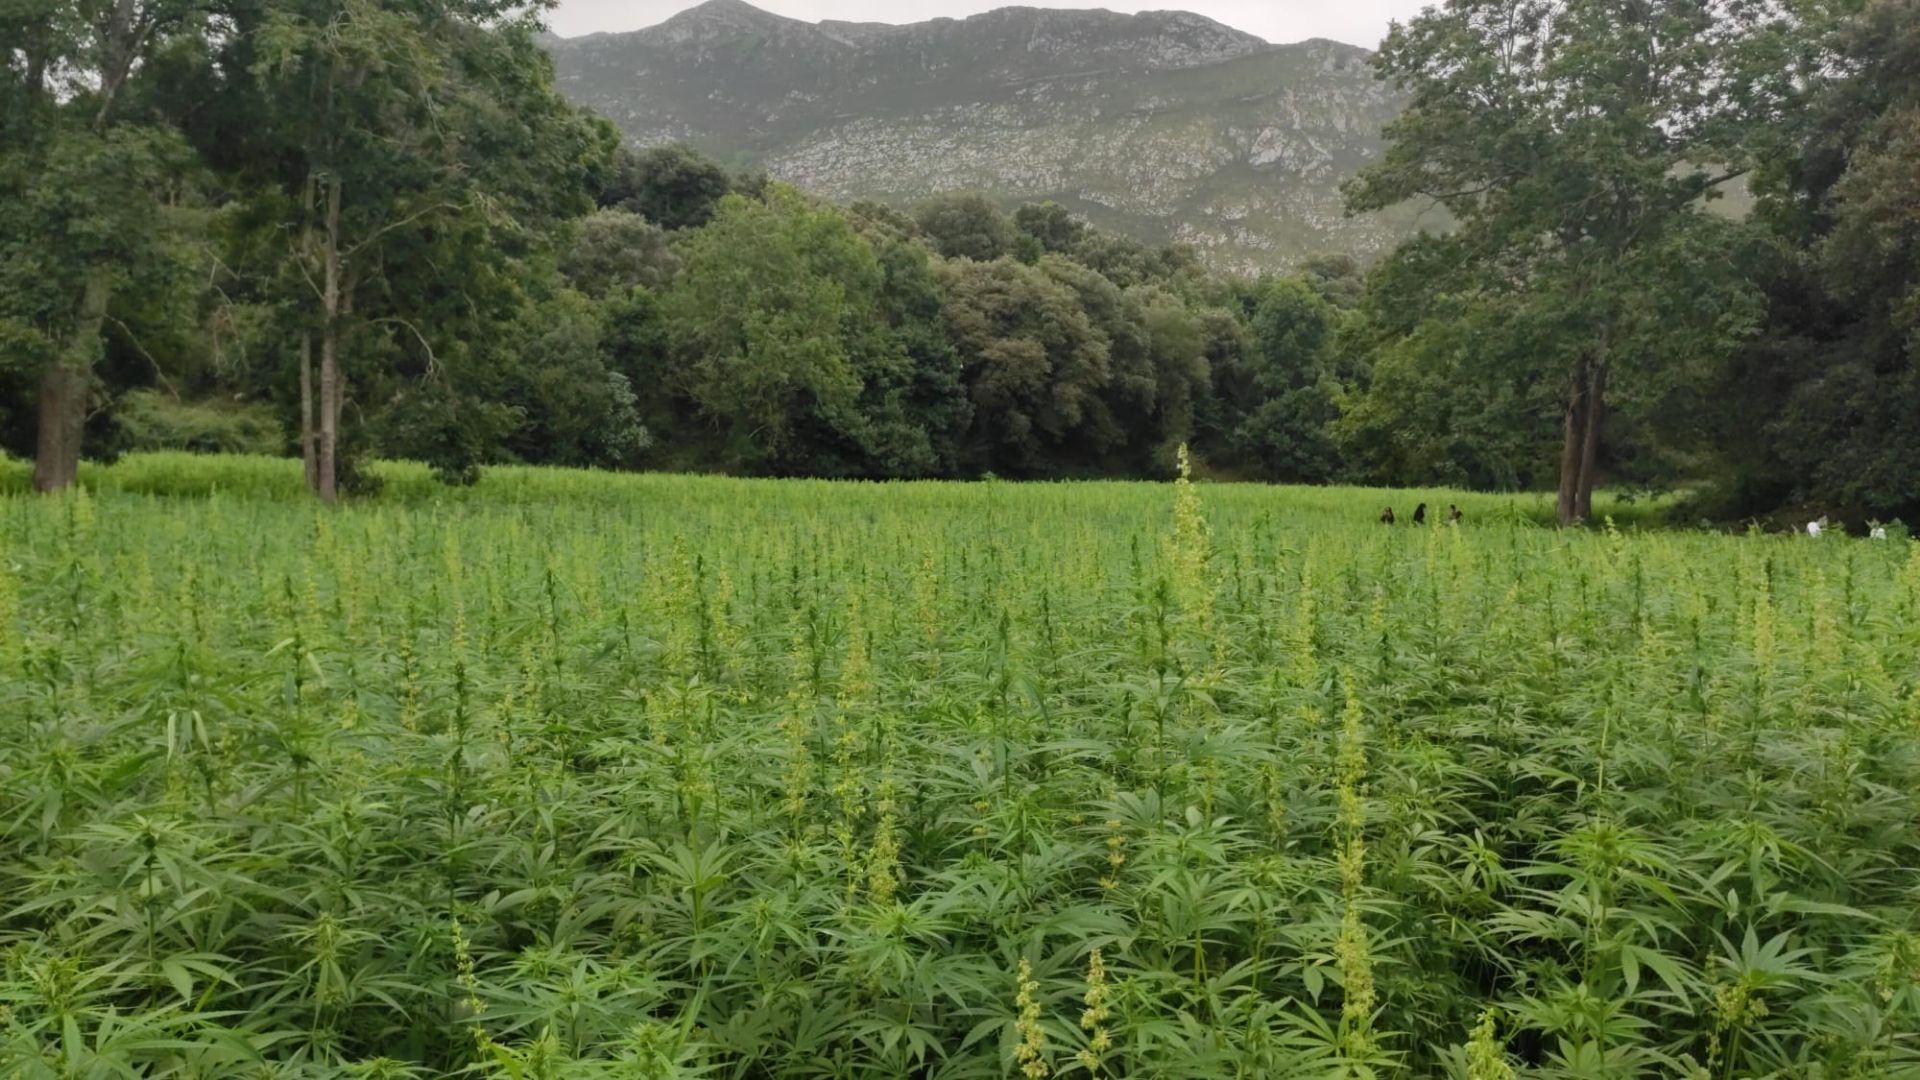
left=546, top=1, right=1440, bottom=271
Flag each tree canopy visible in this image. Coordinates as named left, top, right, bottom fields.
left=1344, top=0, right=1798, bottom=524
left=3, top=0, right=1914, bottom=525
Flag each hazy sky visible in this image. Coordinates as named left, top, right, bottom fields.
left=545, top=0, right=1432, bottom=49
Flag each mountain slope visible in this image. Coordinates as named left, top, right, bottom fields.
left=546, top=1, right=1438, bottom=271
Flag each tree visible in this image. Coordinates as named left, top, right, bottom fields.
left=1347, top=0, right=1797, bottom=523
left=1230, top=278, right=1343, bottom=481
left=1044, top=256, right=1145, bottom=457
left=936, top=256, right=1113, bottom=474
left=1014, top=202, right=1088, bottom=256
left=662, top=186, right=882, bottom=465
left=1298, top=254, right=1366, bottom=308
left=914, top=192, right=1016, bottom=262
left=846, top=199, right=921, bottom=242
left=1700, top=0, right=1920, bottom=522
left=561, top=209, right=680, bottom=296
left=1188, top=304, right=1251, bottom=468
left=604, top=143, right=736, bottom=230
left=660, top=190, right=972, bottom=477
left=500, top=290, right=652, bottom=470
left=1135, top=286, right=1212, bottom=471
left=0, top=0, right=208, bottom=491
left=207, top=0, right=615, bottom=498
left=856, top=238, right=971, bottom=476
left=1334, top=254, right=1561, bottom=489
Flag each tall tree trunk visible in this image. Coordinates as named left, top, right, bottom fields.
left=1574, top=361, right=1608, bottom=525
left=299, top=174, right=318, bottom=493
left=26, top=49, right=47, bottom=107
left=30, top=0, right=158, bottom=494
left=1555, top=357, right=1590, bottom=526
left=299, top=333, right=317, bottom=490
left=94, top=0, right=146, bottom=128
left=32, top=0, right=148, bottom=494
left=33, top=269, right=112, bottom=493
left=32, top=367, right=88, bottom=494
left=316, top=173, right=342, bottom=503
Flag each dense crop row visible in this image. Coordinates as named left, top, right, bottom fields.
left=2, top=456, right=1917, bottom=1078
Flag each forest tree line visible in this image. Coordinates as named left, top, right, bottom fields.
left=3, top=0, right=1917, bottom=524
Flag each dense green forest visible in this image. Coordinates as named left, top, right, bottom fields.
left=3, top=0, right=1917, bottom=525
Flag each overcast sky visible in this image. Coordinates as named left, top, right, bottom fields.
left=545, top=0, right=1432, bottom=50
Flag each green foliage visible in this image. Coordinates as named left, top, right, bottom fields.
left=367, top=379, right=520, bottom=487
left=180, top=0, right=619, bottom=496
left=1014, top=201, right=1089, bottom=256
left=823, top=238, right=972, bottom=478
left=915, top=191, right=1018, bottom=262
left=112, top=390, right=285, bottom=455
left=1336, top=311, right=1553, bottom=491
left=1135, top=287, right=1211, bottom=470
left=1231, top=278, right=1342, bottom=482
left=561, top=210, right=681, bottom=296
left=500, top=291, right=654, bottom=471
left=663, top=186, right=884, bottom=461
left=6, top=0, right=1906, bottom=521
left=1333, top=246, right=1564, bottom=490
left=1344, top=0, right=1795, bottom=522
left=603, top=143, right=739, bottom=231
left=0, top=457, right=1913, bottom=1078
left=936, top=256, right=1114, bottom=473
left=74, top=167, right=1372, bottom=487
left=1694, top=0, right=1920, bottom=524
left=0, top=125, right=197, bottom=358
left=0, top=51, right=209, bottom=484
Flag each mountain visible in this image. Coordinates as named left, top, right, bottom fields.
left=545, top=1, right=1439, bottom=271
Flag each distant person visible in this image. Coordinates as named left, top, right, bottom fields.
left=1412, top=503, right=1427, bottom=526
left=1447, top=504, right=1462, bottom=526
left=1380, top=506, right=1396, bottom=525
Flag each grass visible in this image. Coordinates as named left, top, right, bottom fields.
left=0, top=452, right=1914, bottom=1078
left=0, top=452, right=1673, bottom=529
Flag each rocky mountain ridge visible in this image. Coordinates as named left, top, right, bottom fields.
left=546, top=1, right=1438, bottom=271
